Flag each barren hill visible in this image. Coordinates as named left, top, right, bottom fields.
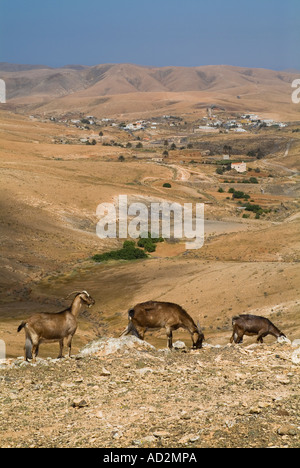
left=1, top=63, right=299, bottom=120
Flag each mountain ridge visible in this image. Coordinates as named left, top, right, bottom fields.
left=1, top=63, right=299, bottom=119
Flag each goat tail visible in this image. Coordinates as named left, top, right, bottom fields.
left=17, top=321, right=27, bottom=333
left=128, top=308, right=135, bottom=320
left=232, top=315, right=240, bottom=326
left=120, top=320, right=141, bottom=340
left=119, top=308, right=141, bottom=338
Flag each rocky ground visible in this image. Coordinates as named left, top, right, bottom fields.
left=0, top=336, right=299, bottom=448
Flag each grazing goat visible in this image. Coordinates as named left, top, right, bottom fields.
left=230, top=314, right=286, bottom=344
left=17, top=291, right=95, bottom=362
left=122, top=300, right=204, bottom=349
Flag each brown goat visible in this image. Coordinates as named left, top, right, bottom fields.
left=122, top=300, right=204, bottom=349
left=17, top=291, right=95, bottom=362
left=230, top=314, right=286, bottom=344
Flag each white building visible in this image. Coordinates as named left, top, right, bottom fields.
left=231, top=162, right=247, bottom=173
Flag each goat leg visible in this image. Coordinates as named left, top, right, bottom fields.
left=57, top=339, right=64, bottom=359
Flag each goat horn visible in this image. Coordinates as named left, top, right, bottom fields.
left=65, top=291, right=82, bottom=299
left=81, top=290, right=90, bottom=297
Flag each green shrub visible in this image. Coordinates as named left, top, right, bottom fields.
left=137, top=238, right=156, bottom=252
left=92, top=241, right=148, bottom=262
left=163, top=183, right=172, bottom=188
left=244, top=202, right=263, bottom=214
left=138, top=232, right=164, bottom=252
left=232, top=190, right=250, bottom=200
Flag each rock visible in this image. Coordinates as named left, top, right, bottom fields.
left=74, top=377, right=84, bottom=384
left=291, top=348, right=300, bottom=365
left=72, top=398, right=89, bottom=408
left=277, top=425, right=298, bottom=436
left=153, top=430, right=170, bottom=439
left=173, top=341, right=186, bottom=350
left=276, top=375, right=290, bottom=385
left=250, top=407, right=262, bottom=414
left=79, top=336, right=155, bottom=357
left=291, top=339, right=300, bottom=348
left=112, top=430, right=123, bottom=440
left=277, top=336, right=291, bottom=345
left=142, top=435, right=156, bottom=444
left=100, top=367, right=111, bottom=377
left=135, top=367, right=153, bottom=376
left=179, top=434, right=200, bottom=444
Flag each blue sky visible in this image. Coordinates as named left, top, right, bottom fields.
left=0, top=0, right=299, bottom=69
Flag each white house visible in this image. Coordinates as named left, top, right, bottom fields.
left=231, top=162, right=247, bottom=173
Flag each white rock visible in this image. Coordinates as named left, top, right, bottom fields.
left=277, top=336, right=291, bottom=345
left=79, top=336, right=155, bottom=357
left=291, top=348, right=300, bottom=365
left=173, top=340, right=187, bottom=350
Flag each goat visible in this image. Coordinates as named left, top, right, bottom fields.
left=121, top=300, right=204, bottom=349
left=17, top=290, right=95, bottom=362
left=230, top=314, right=286, bottom=344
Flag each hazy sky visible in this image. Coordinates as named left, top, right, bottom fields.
left=0, top=0, right=299, bottom=69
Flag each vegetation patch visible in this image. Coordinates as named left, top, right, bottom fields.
left=92, top=241, right=148, bottom=262
left=92, top=235, right=164, bottom=262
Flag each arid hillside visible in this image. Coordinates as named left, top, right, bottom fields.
left=0, top=109, right=299, bottom=358
left=1, top=63, right=300, bottom=120
left=0, top=93, right=299, bottom=448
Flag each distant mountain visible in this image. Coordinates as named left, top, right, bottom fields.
left=0, top=62, right=52, bottom=72
left=1, top=63, right=299, bottom=120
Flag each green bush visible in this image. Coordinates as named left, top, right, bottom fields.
left=232, top=190, right=250, bottom=200
left=138, top=238, right=156, bottom=252
left=138, top=232, right=164, bottom=252
left=244, top=202, right=263, bottom=214
left=92, top=233, right=165, bottom=262
left=163, top=183, right=172, bottom=188
left=92, top=241, right=148, bottom=262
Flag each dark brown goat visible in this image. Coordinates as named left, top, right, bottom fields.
left=122, top=300, right=204, bottom=349
left=17, top=291, right=95, bottom=362
left=230, top=314, right=286, bottom=344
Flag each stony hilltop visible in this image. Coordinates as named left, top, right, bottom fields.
left=0, top=336, right=299, bottom=448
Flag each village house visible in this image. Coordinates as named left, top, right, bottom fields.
left=231, top=161, right=247, bottom=173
